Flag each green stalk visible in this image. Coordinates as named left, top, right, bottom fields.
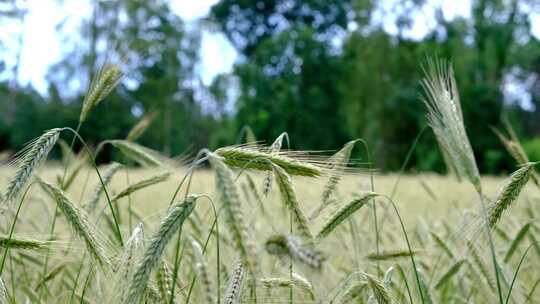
left=64, top=127, right=123, bottom=246
left=477, top=192, right=504, bottom=304
left=185, top=197, right=220, bottom=304
left=168, top=231, right=185, bottom=304
left=0, top=183, right=34, bottom=275
left=80, top=267, right=93, bottom=304
left=357, top=139, right=379, bottom=275
left=69, top=253, right=87, bottom=303
left=382, top=195, right=425, bottom=304
left=505, top=242, right=540, bottom=303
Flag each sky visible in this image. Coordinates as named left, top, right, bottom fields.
left=0, top=0, right=539, bottom=97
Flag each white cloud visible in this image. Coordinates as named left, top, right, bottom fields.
left=198, top=31, right=237, bottom=85
left=169, top=0, right=220, bottom=22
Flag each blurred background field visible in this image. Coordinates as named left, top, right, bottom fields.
left=2, top=165, right=537, bottom=228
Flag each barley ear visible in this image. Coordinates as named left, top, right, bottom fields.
left=124, top=196, right=196, bottom=304
left=85, top=162, right=123, bottom=213
left=271, top=163, right=313, bottom=240
left=208, top=153, right=258, bottom=274
left=492, top=118, right=539, bottom=187
left=421, top=58, right=481, bottom=192
left=117, top=223, right=145, bottom=302
left=260, top=273, right=315, bottom=300
left=215, top=146, right=324, bottom=177
left=190, top=237, right=214, bottom=304
left=3, top=128, right=62, bottom=204
left=155, top=261, right=174, bottom=302
left=111, top=171, right=171, bottom=202
left=80, top=62, right=124, bottom=123
left=434, top=259, right=466, bottom=289
left=366, top=274, right=393, bottom=304
left=487, top=162, right=537, bottom=228
left=265, top=234, right=324, bottom=269
left=366, top=249, right=417, bottom=261
left=312, top=139, right=359, bottom=219
left=317, top=192, right=378, bottom=240
left=0, top=277, right=6, bottom=304
left=0, top=235, right=49, bottom=251
left=222, top=259, right=245, bottom=304
left=109, top=140, right=164, bottom=167
left=263, top=132, right=288, bottom=196
left=504, top=222, right=532, bottom=263
left=126, top=111, right=158, bottom=142
left=40, top=181, right=109, bottom=268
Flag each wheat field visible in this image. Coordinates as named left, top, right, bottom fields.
left=0, top=59, right=538, bottom=304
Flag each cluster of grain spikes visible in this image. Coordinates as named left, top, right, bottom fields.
left=123, top=195, right=198, bottom=304
left=207, top=153, right=258, bottom=275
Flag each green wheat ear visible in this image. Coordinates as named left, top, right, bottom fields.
left=3, top=128, right=62, bottom=205
left=487, top=162, right=538, bottom=228
left=79, top=62, right=124, bottom=123
left=40, top=181, right=110, bottom=268
left=208, top=153, right=258, bottom=275
left=124, top=195, right=197, bottom=304
left=421, top=58, right=481, bottom=192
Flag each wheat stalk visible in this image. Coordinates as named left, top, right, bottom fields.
left=155, top=261, right=173, bottom=302
left=487, top=162, right=537, bottom=228
left=41, top=181, right=109, bottom=268
left=111, top=171, right=171, bottom=202
left=263, top=132, right=288, bottom=196
left=190, top=237, right=213, bottom=304
left=124, top=196, right=196, bottom=304
left=265, top=234, right=324, bottom=269
left=80, top=62, right=124, bottom=123
left=366, top=249, right=417, bottom=261
left=272, top=163, right=313, bottom=240
left=85, top=162, right=123, bottom=213
left=3, top=128, right=62, bottom=204
left=421, top=58, right=481, bottom=191
left=317, top=192, right=378, bottom=240
left=126, top=111, right=157, bottom=142
left=208, top=153, right=257, bottom=274
left=222, top=259, right=245, bottom=304
left=314, top=139, right=358, bottom=219
left=0, top=236, right=49, bottom=251
left=215, top=146, right=324, bottom=177
left=109, top=140, right=163, bottom=167
left=260, top=272, right=315, bottom=300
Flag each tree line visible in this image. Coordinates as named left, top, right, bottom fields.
left=0, top=0, right=539, bottom=173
